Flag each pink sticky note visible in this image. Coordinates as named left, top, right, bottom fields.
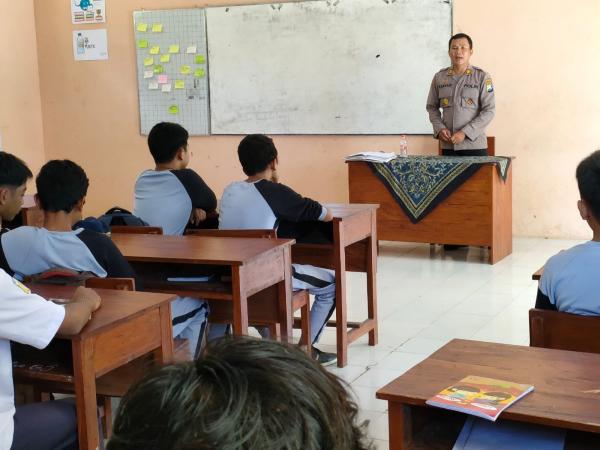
left=157, top=74, right=168, bottom=84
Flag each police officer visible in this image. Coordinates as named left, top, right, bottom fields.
left=426, top=33, right=495, bottom=156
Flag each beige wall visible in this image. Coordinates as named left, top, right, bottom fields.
left=33, top=0, right=600, bottom=238
left=0, top=0, right=46, bottom=177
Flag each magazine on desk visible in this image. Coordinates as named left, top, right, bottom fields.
left=426, top=375, right=534, bottom=421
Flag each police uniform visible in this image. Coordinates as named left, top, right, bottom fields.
left=426, top=65, right=495, bottom=154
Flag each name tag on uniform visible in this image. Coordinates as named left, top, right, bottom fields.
left=12, top=277, right=31, bottom=294
left=486, top=79, right=494, bottom=93
left=441, top=98, right=449, bottom=107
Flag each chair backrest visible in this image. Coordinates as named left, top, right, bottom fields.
left=529, top=308, right=600, bottom=354
left=186, top=229, right=276, bottom=239
left=85, top=277, right=135, bottom=291
left=24, top=267, right=96, bottom=286
left=438, top=136, right=495, bottom=156
left=111, top=225, right=163, bottom=235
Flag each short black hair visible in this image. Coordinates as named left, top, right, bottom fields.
left=36, top=160, right=89, bottom=213
left=0, top=152, right=32, bottom=188
left=576, top=150, right=600, bottom=221
left=237, top=134, right=278, bottom=176
left=147, top=122, right=189, bottom=164
left=449, top=33, right=473, bottom=50
left=108, top=337, right=372, bottom=450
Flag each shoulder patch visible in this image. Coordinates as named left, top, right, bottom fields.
left=12, top=277, right=31, bottom=294
left=485, top=79, right=494, bottom=93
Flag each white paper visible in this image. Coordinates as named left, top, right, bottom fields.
left=71, top=0, right=106, bottom=24
left=73, top=29, right=108, bottom=61
left=143, top=70, right=153, bottom=79
left=161, top=83, right=172, bottom=93
left=186, top=45, right=197, bottom=54
left=148, top=82, right=159, bottom=90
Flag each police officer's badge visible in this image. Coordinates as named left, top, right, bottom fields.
left=486, top=79, right=494, bottom=93
left=441, top=98, right=449, bottom=107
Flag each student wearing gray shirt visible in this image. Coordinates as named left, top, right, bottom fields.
left=537, top=150, right=600, bottom=314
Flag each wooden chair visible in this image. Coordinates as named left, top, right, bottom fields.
left=438, top=135, right=495, bottom=156
left=187, top=228, right=311, bottom=351
left=529, top=308, right=600, bottom=354
left=110, top=225, right=163, bottom=235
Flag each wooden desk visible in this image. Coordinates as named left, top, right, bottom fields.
left=111, top=233, right=295, bottom=340
left=25, top=285, right=174, bottom=450
left=376, top=339, right=600, bottom=450
left=348, top=161, right=513, bottom=264
left=532, top=266, right=544, bottom=280
left=291, top=203, right=379, bottom=367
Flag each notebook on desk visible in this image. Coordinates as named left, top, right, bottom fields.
left=426, top=375, right=534, bottom=421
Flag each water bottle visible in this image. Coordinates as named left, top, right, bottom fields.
left=77, top=33, right=85, bottom=55
left=399, top=135, right=408, bottom=157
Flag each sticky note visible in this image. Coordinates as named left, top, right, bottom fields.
left=162, top=83, right=172, bottom=92
left=148, top=82, right=159, bottom=90
left=136, top=23, right=148, bottom=32
left=195, top=55, right=205, bottom=64
left=159, top=54, right=170, bottom=63
left=149, top=46, right=160, bottom=55
left=180, top=65, right=191, bottom=75
left=143, top=70, right=153, bottom=79
left=157, top=74, right=168, bottom=84
left=168, top=105, right=179, bottom=115
left=143, top=57, right=154, bottom=66
left=153, top=65, right=164, bottom=74
left=152, top=23, right=163, bottom=33
left=186, top=46, right=197, bottom=54
left=174, top=80, right=185, bottom=89
left=137, top=39, right=148, bottom=49
left=169, top=44, right=180, bottom=54
left=194, top=68, right=205, bottom=78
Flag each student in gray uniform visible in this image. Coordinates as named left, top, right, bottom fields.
left=107, top=337, right=373, bottom=450
left=0, top=152, right=33, bottom=234
left=134, top=123, right=220, bottom=353
left=536, top=150, right=600, bottom=315
left=134, top=122, right=217, bottom=235
left=426, top=33, right=495, bottom=156
left=219, top=134, right=337, bottom=366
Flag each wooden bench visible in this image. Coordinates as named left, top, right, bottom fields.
left=110, top=225, right=163, bottom=235
left=529, top=308, right=600, bottom=353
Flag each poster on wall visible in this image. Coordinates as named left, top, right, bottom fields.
left=71, top=0, right=106, bottom=24
left=73, top=29, right=109, bottom=61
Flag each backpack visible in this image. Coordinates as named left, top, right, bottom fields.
left=98, top=207, right=149, bottom=228
left=23, top=267, right=96, bottom=286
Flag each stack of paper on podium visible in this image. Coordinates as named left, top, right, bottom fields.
left=345, top=151, right=396, bottom=163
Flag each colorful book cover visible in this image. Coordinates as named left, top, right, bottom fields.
left=426, top=375, right=534, bottom=421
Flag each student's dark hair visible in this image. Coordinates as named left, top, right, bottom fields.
left=147, top=122, right=189, bottom=164
left=237, top=134, right=278, bottom=176
left=36, top=160, right=89, bottom=213
left=576, top=150, right=600, bottom=221
left=0, top=152, right=32, bottom=188
left=107, top=337, right=373, bottom=450
left=449, top=33, right=473, bottom=50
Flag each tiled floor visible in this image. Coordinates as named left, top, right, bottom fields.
left=317, top=237, right=584, bottom=450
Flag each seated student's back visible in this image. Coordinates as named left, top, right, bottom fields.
left=0, top=160, right=134, bottom=281
left=134, top=122, right=216, bottom=235
left=537, top=149, right=600, bottom=315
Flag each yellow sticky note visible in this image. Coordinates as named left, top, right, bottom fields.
left=194, top=68, right=205, bottom=78
left=149, top=46, right=160, bottom=55
left=169, top=44, right=180, bottom=54
left=180, top=65, right=191, bottom=75
left=152, top=23, right=163, bottom=33
left=195, top=55, right=205, bottom=64
left=153, top=65, right=164, bottom=74
left=174, top=80, right=185, bottom=89
left=137, top=39, right=148, bottom=49
left=159, top=54, right=170, bottom=63
left=137, top=23, right=148, bottom=32
left=144, top=57, right=154, bottom=66
left=168, top=105, right=179, bottom=115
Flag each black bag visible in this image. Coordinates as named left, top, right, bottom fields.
left=98, top=207, right=149, bottom=228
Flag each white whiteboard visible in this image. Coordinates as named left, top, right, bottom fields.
left=133, top=9, right=210, bottom=135
left=206, top=0, right=451, bottom=135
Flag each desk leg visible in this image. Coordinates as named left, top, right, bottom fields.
left=156, top=303, right=174, bottom=364
left=334, top=222, right=348, bottom=368
left=277, top=246, right=293, bottom=344
left=231, top=266, right=249, bottom=336
left=388, top=402, right=411, bottom=450
left=367, top=212, right=379, bottom=346
left=72, top=339, right=99, bottom=450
